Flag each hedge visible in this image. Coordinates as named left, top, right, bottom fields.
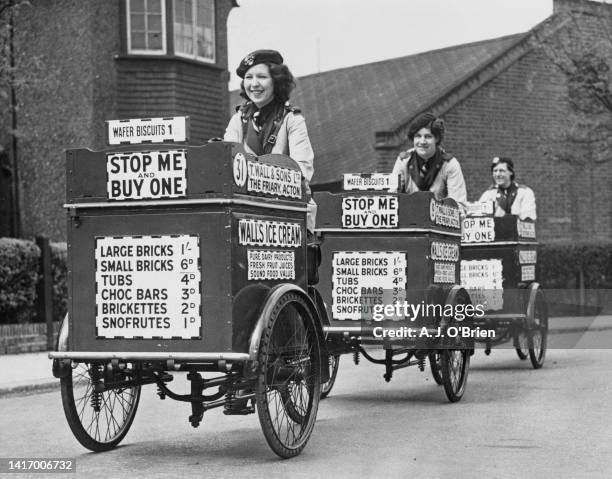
left=0, top=238, right=40, bottom=324
left=537, top=241, right=612, bottom=289
left=50, top=241, right=68, bottom=324
left=0, top=238, right=610, bottom=324
left=537, top=241, right=612, bottom=315
left=0, top=238, right=67, bottom=324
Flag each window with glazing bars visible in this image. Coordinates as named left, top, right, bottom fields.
left=127, top=0, right=166, bottom=54
left=174, top=0, right=215, bottom=62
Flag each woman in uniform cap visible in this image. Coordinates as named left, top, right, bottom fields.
left=224, top=49, right=317, bottom=232
left=479, top=156, right=536, bottom=220
left=389, top=112, right=467, bottom=206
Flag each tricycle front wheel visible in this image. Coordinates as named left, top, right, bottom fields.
left=256, top=292, right=321, bottom=458
left=439, top=286, right=471, bottom=402
left=60, top=362, right=141, bottom=452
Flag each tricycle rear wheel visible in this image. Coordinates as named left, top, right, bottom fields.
left=256, top=292, right=321, bottom=458
left=429, top=353, right=443, bottom=385
left=528, top=290, right=548, bottom=369
left=440, top=349, right=470, bottom=402
left=514, top=331, right=529, bottom=360
left=60, top=362, right=140, bottom=452
left=320, top=355, right=340, bottom=399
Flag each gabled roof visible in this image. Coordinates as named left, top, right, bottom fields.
left=231, top=33, right=528, bottom=184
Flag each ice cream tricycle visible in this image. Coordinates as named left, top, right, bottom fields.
left=460, top=202, right=548, bottom=368
left=312, top=174, right=474, bottom=402
left=50, top=117, right=330, bottom=459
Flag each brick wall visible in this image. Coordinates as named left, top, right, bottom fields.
left=375, top=145, right=403, bottom=177
left=14, top=0, right=116, bottom=240
left=115, top=59, right=229, bottom=143
left=382, top=42, right=611, bottom=242
left=11, top=0, right=235, bottom=241
left=444, top=47, right=584, bottom=243
left=0, top=322, right=60, bottom=355
left=115, top=0, right=234, bottom=143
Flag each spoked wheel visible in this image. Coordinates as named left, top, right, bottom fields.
left=439, top=287, right=471, bottom=402
left=278, top=382, right=309, bottom=424
left=527, top=290, right=548, bottom=369
left=440, top=349, right=470, bottom=402
left=60, top=362, right=141, bottom=452
left=514, top=331, right=529, bottom=360
left=428, top=353, right=443, bottom=385
left=256, top=292, right=321, bottom=459
left=320, top=355, right=340, bottom=399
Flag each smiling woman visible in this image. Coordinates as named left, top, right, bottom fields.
left=243, top=64, right=275, bottom=108
left=389, top=112, right=467, bottom=206
left=224, top=49, right=317, bottom=232
left=479, top=156, right=537, bottom=220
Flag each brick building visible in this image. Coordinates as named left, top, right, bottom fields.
left=282, top=0, right=612, bottom=243
left=1, top=0, right=236, bottom=240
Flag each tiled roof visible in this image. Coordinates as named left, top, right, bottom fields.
left=230, top=33, right=526, bottom=185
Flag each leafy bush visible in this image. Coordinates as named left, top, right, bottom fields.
left=50, top=241, right=68, bottom=322
left=538, top=241, right=612, bottom=289
left=0, top=238, right=40, bottom=324
left=0, top=238, right=68, bottom=324
left=538, top=241, right=612, bottom=315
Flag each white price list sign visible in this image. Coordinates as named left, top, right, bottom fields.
left=434, top=262, right=456, bottom=284
left=332, top=251, right=407, bottom=320
left=519, top=250, right=537, bottom=264
left=247, top=250, right=295, bottom=280
left=521, top=265, right=536, bottom=281
left=95, top=235, right=201, bottom=339
left=460, top=259, right=504, bottom=310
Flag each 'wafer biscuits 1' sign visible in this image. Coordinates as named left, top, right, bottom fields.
left=343, top=173, right=398, bottom=191
left=107, top=117, right=188, bottom=145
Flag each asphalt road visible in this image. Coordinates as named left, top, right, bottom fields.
left=1, top=332, right=611, bottom=479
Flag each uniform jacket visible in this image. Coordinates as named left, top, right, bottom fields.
left=389, top=148, right=467, bottom=205
left=224, top=108, right=314, bottom=182
left=479, top=183, right=537, bottom=220
left=224, top=106, right=317, bottom=231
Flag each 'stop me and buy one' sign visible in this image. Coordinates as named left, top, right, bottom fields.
left=105, top=117, right=190, bottom=201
